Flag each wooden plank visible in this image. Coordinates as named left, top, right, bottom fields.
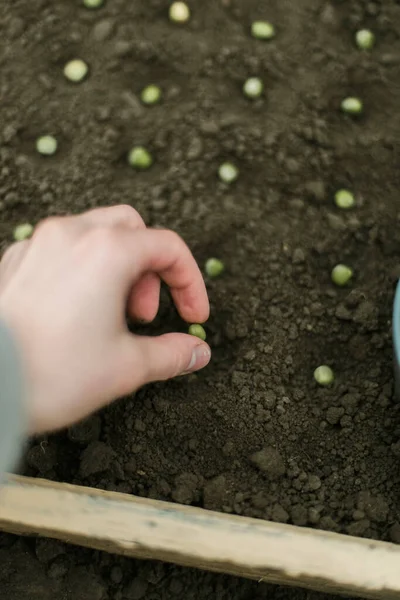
left=1, top=475, right=400, bottom=599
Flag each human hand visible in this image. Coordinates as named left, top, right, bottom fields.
left=0, top=205, right=210, bottom=434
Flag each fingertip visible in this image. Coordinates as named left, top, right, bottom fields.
left=172, top=286, right=210, bottom=324
left=120, top=332, right=211, bottom=391
left=195, top=298, right=210, bottom=324
left=183, top=340, right=211, bottom=374
left=199, top=304, right=211, bottom=323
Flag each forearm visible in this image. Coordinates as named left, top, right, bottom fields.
left=0, top=320, right=26, bottom=479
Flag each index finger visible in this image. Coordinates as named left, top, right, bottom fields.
left=120, top=228, right=209, bottom=323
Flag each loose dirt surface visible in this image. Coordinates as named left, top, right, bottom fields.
left=2, top=0, right=400, bottom=598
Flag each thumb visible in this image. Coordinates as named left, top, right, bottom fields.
left=115, top=333, right=211, bottom=394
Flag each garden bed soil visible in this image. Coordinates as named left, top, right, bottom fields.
left=2, top=0, right=400, bottom=598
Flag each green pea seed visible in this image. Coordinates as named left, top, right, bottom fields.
left=83, top=0, right=104, bottom=7
left=36, top=135, right=58, bottom=156
left=128, top=146, right=153, bottom=170
left=141, top=85, right=162, bottom=106
left=169, top=1, right=190, bottom=23
left=251, top=21, right=275, bottom=40
left=355, top=29, right=375, bottom=50
left=13, top=223, right=34, bottom=241
left=189, top=324, right=206, bottom=341
left=63, top=59, right=89, bottom=83
left=205, top=258, right=224, bottom=278
left=341, top=97, right=363, bottom=115
left=243, top=77, right=264, bottom=99
left=218, top=162, right=239, bottom=184
left=314, top=365, right=334, bottom=386
left=331, top=264, right=353, bottom=287
left=334, top=189, right=355, bottom=210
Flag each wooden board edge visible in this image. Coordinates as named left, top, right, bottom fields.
left=1, top=474, right=400, bottom=600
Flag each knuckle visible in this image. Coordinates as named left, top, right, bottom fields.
left=115, top=204, right=143, bottom=225
left=74, top=227, right=122, bottom=273
left=86, top=228, right=124, bottom=268
left=164, top=229, right=183, bottom=249
left=33, top=216, right=65, bottom=240
left=87, top=227, right=119, bottom=252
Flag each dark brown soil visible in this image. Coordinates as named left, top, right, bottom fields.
left=2, top=0, right=400, bottom=598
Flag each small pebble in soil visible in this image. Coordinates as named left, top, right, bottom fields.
left=331, top=264, right=353, bottom=286
left=63, top=59, right=89, bottom=83
left=341, top=97, right=363, bottom=115
left=169, top=2, right=190, bottom=24
left=79, top=441, right=115, bottom=478
left=13, top=223, right=33, bottom=241
left=83, top=0, right=104, bottom=7
left=314, top=365, right=334, bottom=386
left=355, top=29, right=375, bottom=50
left=218, top=162, right=239, bottom=183
left=205, top=258, right=224, bottom=278
left=292, top=248, right=305, bottom=264
left=326, top=406, right=344, bottom=425
left=243, top=77, right=264, bottom=99
left=335, top=189, right=355, bottom=209
left=36, top=135, right=58, bottom=156
left=141, top=84, right=162, bottom=105
left=250, top=446, right=285, bottom=479
left=251, top=21, right=275, bottom=40
left=188, top=324, right=206, bottom=341
left=92, top=19, right=114, bottom=42
left=127, top=146, right=153, bottom=170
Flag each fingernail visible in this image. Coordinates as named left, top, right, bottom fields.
left=183, top=345, right=211, bottom=374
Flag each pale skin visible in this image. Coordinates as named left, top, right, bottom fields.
left=0, top=205, right=211, bottom=434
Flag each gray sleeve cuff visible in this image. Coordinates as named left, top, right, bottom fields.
left=0, top=320, right=26, bottom=478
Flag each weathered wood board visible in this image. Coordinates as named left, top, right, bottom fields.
left=1, top=475, right=400, bottom=599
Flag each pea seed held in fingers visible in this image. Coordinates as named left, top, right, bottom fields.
left=218, top=162, right=239, bottom=184
left=141, top=85, right=162, bottom=106
left=63, top=59, right=89, bottom=83
left=251, top=21, right=275, bottom=40
left=243, top=77, right=264, bottom=99
left=36, top=135, right=58, bottom=156
left=13, top=223, right=34, bottom=241
left=334, top=189, right=355, bottom=210
left=169, top=1, right=190, bottom=24
left=314, top=365, right=334, bottom=386
left=128, top=146, right=153, bottom=170
left=355, top=29, right=375, bottom=50
left=331, top=264, right=353, bottom=287
left=341, top=97, right=363, bottom=115
left=189, top=324, right=206, bottom=341
left=205, top=258, right=224, bottom=278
